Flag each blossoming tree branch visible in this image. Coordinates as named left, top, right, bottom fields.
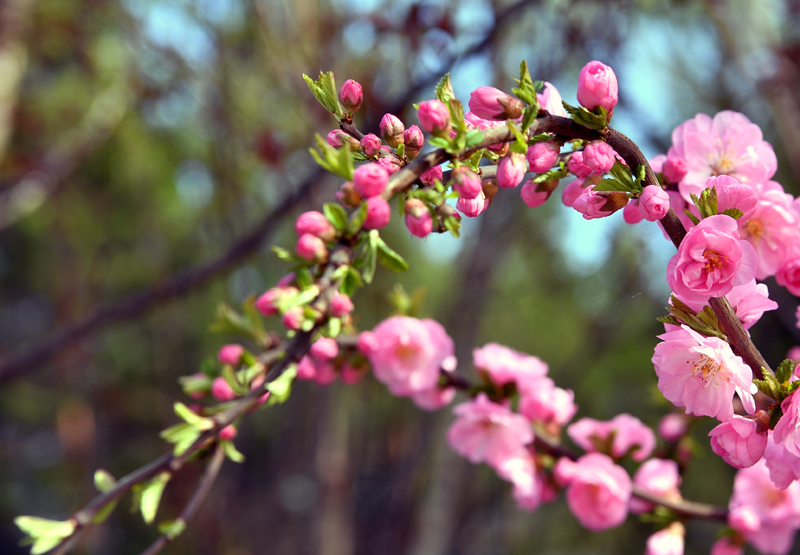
left=16, top=60, right=800, bottom=555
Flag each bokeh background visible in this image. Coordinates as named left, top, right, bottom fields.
left=2, top=0, right=800, bottom=553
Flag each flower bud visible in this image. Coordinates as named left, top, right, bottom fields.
left=622, top=199, right=644, bottom=224
left=520, top=179, right=558, bottom=208
left=296, top=355, right=316, bottom=380
left=404, top=125, right=425, bottom=158
left=218, top=344, right=244, bottom=366
left=526, top=141, right=560, bottom=173
left=376, top=155, right=402, bottom=175
left=468, top=86, right=524, bottom=120
left=456, top=190, right=489, bottom=217
left=360, top=133, right=382, bottom=157
left=497, top=152, right=526, bottom=189
left=562, top=177, right=590, bottom=207
left=657, top=413, right=688, bottom=442
left=336, top=181, right=362, bottom=207
left=282, top=306, right=304, bottom=331
left=295, top=211, right=336, bottom=242
left=255, top=286, right=297, bottom=316
left=341, top=362, right=367, bottom=385
left=451, top=166, right=482, bottom=199
left=296, top=233, right=328, bottom=263
left=567, top=150, right=593, bottom=178
left=339, top=79, right=363, bottom=112
left=638, top=185, right=670, bottom=221
left=329, top=292, right=353, bottom=318
left=353, top=162, right=389, bottom=198
left=405, top=198, right=433, bottom=238
left=310, top=337, right=339, bottom=361
left=418, top=100, right=452, bottom=137
left=211, top=377, right=236, bottom=402
left=573, top=188, right=628, bottom=219
left=219, top=425, right=238, bottom=441
left=582, top=142, right=616, bottom=174
left=327, top=129, right=359, bottom=150
left=577, top=61, right=618, bottom=113
left=314, top=361, right=337, bottom=386
left=363, top=196, right=391, bottom=230
left=380, top=113, right=405, bottom=147
left=662, top=156, right=687, bottom=183
left=420, top=166, right=443, bottom=186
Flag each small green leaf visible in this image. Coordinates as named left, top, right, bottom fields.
left=337, top=141, right=355, bottom=181
left=281, top=286, right=321, bottom=311
left=267, top=364, right=299, bottom=405
left=721, top=207, right=744, bottom=220
left=341, top=267, right=363, bottom=296
left=271, top=246, right=299, bottom=263
left=302, top=71, right=344, bottom=119
left=443, top=215, right=461, bottom=238
left=158, top=519, right=187, bottom=540
left=434, top=74, right=454, bottom=104
left=375, top=239, right=409, bottom=273
left=221, top=440, right=245, bottom=463
left=561, top=101, right=608, bottom=130
left=94, top=470, right=116, bottom=493
left=684, top=209, right=701, bottom=226
left=361, top=230, right=379, bottom=284
left=532, top=161, right=569, bottom=183
left=464, top=129, right=485, bottom=149
left=428, top=136, right=449, bottom=149
left=137, top=472, right=171, bottom=525
left=295, top=267, right=314, bottom=289
left=222, top=365, right=247, bottom=396
left=325, top=317, right=342, bottom=338
left=323, top=203, right=348, bottom=231
left=608, top=161, right=635, bottom=189
left=347, top=202, right=369, bottom=236
left=14, top=517, right=76, bottom=544
left=592, top=178, right=629, bottom=193
left=776, top=359, right=797, bottom=384
left=174, top=402, right=204, bottom=425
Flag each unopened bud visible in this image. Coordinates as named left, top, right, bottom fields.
left=339, top=79, right=363, bottom=112
left=360, top=133, right=382, bottom=157
left=380, top=113, right=405, bottom=147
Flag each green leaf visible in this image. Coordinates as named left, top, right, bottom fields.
left=92, top=501, right=118, bottom=526
left=337, top=141, right=355, bottom=181
left=136, top=472, right=171, bottom=525
left=94, top=470, right=116, bottom=493
left=561, top=101, right=608, bottom=130
left=592, top=178, right=629, bottom=193
left=14, top=516, right=76, bottom=552
left=174, top=402, right=204, bottom=426
left=443, top=215, right=461, bottom=238
left=267, top=364, right=298, bottom=405
left=280, top=286, right=320, bottom=311
left=684, top=209, right=701, bottom=226
left=160, top=423, right=201, bottom=456
left=295, top=267, right=314, bottom=288
left=776, top=358, right=797, bottom=384
left=521, top=105, right=537, bottom=133
left=722, top=207, right=744, bottom=220
left=434, top=73, right=454, bottom=104
left=271, top=245, right=299, bottom=263
left=158, top=519, right=187, bottom=540
left=464, top=129, right=485, bottom=149
left=511, top=60, right=539, bottom=108
left=341, top=267, right=363, bottom=296
left=506, top=121, right=528, bottom=153
left=375, top=239, right=409, bottom=273
left=428, top=136, right=449, bottom=149
left=302, top=71, right=344, bottom=119
left=221, top=440, right=245, bottom=463
left=323, top=203, right=348, bottom=231
left=361, top=230, right=379, bottom=284
left=347, top=202, right=369, bottom=236
left=222, top=365, right=247, bottom=396
left=325, top=317, right=342, bottom=338
left=532, top=161, right=569, bottom=183
left=608, top=161, right=635, bottom=189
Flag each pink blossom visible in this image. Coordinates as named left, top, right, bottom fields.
left=658, top=413, right=689, bottom=442
left=739, top=185, right=800, bottom=280
left=329, top=292, right=353, bottom=318
left=360, top=133, right=382, bottom=157
left=495, top=452, right=542, bottom=512
left=774, top=392, right=800, bottom=458
left=576, top=61, right=619, bottom=113
left=537, top=82, right=568, bottom=118
left=380, top=113, right=405, bottom=147
left=667, top=111, right=777, bottom=202
left=666, top=214, right=758, bottom=304
left=219, top=425, right=237, bottom=441
left=526, top=142, right=560, bottom=173
left=217, top=344, right=244, bottom=366
left=468, top=86, right=523, bottom=120
left=710, top=176, right=759, bottom=221
left=281, top=306, right=304, bottom=331
left=404, top=199, right=433, bottom=238
left=447, top=392, right=533, bottom=468
left=363, top=197, right=391, bottom=230
left=729, top=505, right=761, bottom=534
left=645, top=523, right=685, bottom=555
left=313, top=360, right=337, bottom=386
left=561, top=178, right=589, bottom=207
left=662, top=156, right=688, bottom=183
left=652, top=325, right=755, bottom=421
left=764, top=431, right=800, bottom=489
left=777, top=257, right=800, bottom=296
left=554, top=453, right=631, bottom=531
left=411, top=385, right=455, bottom=411
left=457, top=190, right=489, bottom=217
left=296, top=233, right=328, bottom=263
left=472, top=342, right=548, bottom=390
left=709, top=414, right=768, bottom=468
left=327, top=129, right=347, bottom=148
left=582, top=142, right=616, bottom=174
left=211, top=377, right=236, bottom=402
left=420, top=166, right=442, bottom=186
left=623, top=199, right=644, bottom=224
left=520, top=180, right=553, bottom=208
left=376, top=155, right=402, bottom=175
left=367, top=316, right=454, bottom=397
left=418, top=100, right=451, bottom=136
left=310, top=337, right=338, bottom=361
left=572, top=187, right=627, bottom=220
left=295, top=211, right=336, bottom=242
left=518, top=377, right=577, bottom=428
left=630, top=458, right=682, bottom=514
left=497, top=152, right=526, bottom=188
left=567, top=150, right=593, bottom=178
left=339, top=79, right=363, bottom=112
left=639, top=185, right=670, bottom=221
left=353, top=163, right=389, bottom=198
left=451, top=166, right=482, bottom=199
left=710, top=538, right=743, bottom=555
left=567, top=414, right=655, bottom=461
left=788, top=347, right=800, bottom=362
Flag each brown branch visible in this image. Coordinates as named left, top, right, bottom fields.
left=137, top=445, right=226, bottom=555
left=0, top=171, right=323, bottom=383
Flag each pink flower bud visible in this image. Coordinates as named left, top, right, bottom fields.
left=573, top=187, right=627, bottom=219
left=711, top=538, right=743, bottom=555
left=405, top=198, right=433, bottom=238
left=497, top=152, right=526, bottom=189
left=468, top=86, right=524, bottom=120
left=296, top=355, right=316, bottom=380
left=451, top=166, right=482, bottom=199
left=296, top=233, right=328, bottom=263
left=582, top=141, right=616, bottom=174
left=622, top=199, right=644, bottom=224
left=295, top=211, right=336, bottom=242
left=341, top=362, right=367, bottom=384
left=418, top=100, right=452, bottom=137
left=211, top=377, right=236, bottom=402
left=638, top=185, right=670, bottom=221
left=420, top=166, right=443, bottom=186
left=662, top=156, right=687, bottom=183
left=353, top=163, right=389, bottom=198
left=277, top=273, right=296, bottom=287
left=217, top=344, right=244, bottom=366
left=282, top=306, right=304, bottom=331
left=310, top=337, right=339, bottom=361
left=457, top=190, right=489, bottom=217
left=256, top=286, right=295, bottom=316
left=567, top=150, right=593, bottom=178
left=219, top=425, right=237, bottom=441
left=562, top=178, right=588, bottom=207
left=380, top=113, right=405, bottom=147
left=537, top=82, right=569, bottom=118
left=526, top=142, right=560, bottom=173
left=339, top=79, right=363, bottom=112
left=363, top=197, right=391, bottom=230
left=360, top=133, right=382, bottom=157
left=658, top=413, right=688, bottom=442
left=329, top=292, right=353, bottom=318
left=520, top=179, right=558, bottom=208
left=728, top=505, right=761, bottom=535
left=336, top=182, right=362, bottom=207
left=577, top=60, right=619, bottom=113
left=776, top=257, right=800, bottom=296
left=709, top=414, right=768, bottom=468
left=326, top=130, right=359, bottom=150
left=376, top=155, right=402, bottom=175
left=788, top=346, right=800, bottom=362
left=314, top=361, right=337, bottom=386
left=404, top=125, right=425, bottom=158
left=357, top=331, right=379, bottom=356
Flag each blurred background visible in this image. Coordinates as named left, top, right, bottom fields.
left=1, top=0, right=800, bottom=553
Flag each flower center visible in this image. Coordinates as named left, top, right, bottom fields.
left=743, top=218, right=764, bottom=241
left=703, top=249, right=726, bottom=272
left=691, top=354, right=721, bottom=384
